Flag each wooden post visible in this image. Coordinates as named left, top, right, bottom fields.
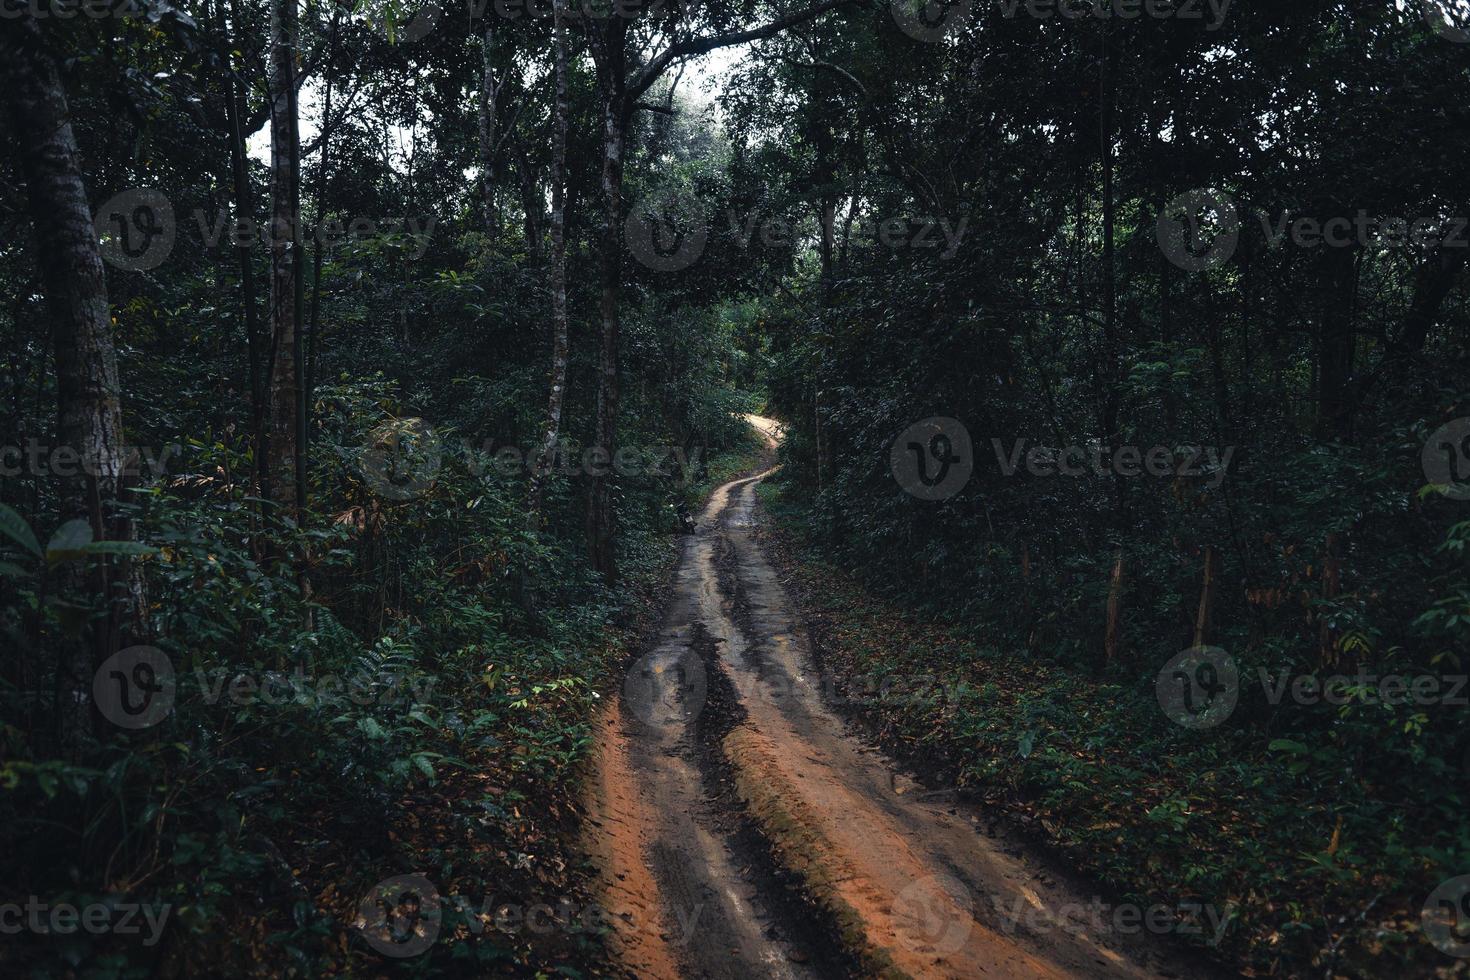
left=1193, top=545, right=1217, bottom=649
left=1319, top=532, right=1341, bottom=666
left=1105, top=550, right=1124, bottom=663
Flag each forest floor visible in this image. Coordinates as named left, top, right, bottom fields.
left=584, top=418, right=1223, bottom=980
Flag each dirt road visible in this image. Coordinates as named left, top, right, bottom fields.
left=586, top=417, right=1213, bottom=980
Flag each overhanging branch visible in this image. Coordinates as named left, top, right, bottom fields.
left=625, top=0, right=854, bottom=108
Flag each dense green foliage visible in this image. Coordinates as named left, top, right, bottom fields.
left=0, top=4, right=762, bottom=974
left=4, top=0, right=1470, bottom=977
left=730, top=2, right=1470, bottom=976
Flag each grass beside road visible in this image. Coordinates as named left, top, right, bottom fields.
left=756, top=480, right=1464, bottom=980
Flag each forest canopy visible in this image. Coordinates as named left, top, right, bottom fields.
left=2, top=1, right=1470, bottom=977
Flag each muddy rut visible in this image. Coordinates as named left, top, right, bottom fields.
left=586, top=417, right=1213, bottom=980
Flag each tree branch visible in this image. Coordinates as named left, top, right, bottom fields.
left=625, top=0, right=853, bottom=107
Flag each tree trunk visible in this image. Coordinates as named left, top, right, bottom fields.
left=478, top=22, right=500, bottom=239
left=3, top=21, right=134, bottom=740
left=1400, top=245, right=1466, bottom=356
left=1319, top=532, right=1342, bottom=668
left=266, top=0, right=302, bottom=518
left=1314, top=245, right=1358, bottom=442
left=528, top=0, right=572, bottom=527
left=223, top=0, right=265, bottom=512
left=1104, top=551, right=1124, bottom=663
left=588, top=68, right=627, bottom=581
left=306, top=10, right=340, bottom=461
left=1193, top=546, right=1218, bottom=649
left=519, top=151, right=543, bottom=263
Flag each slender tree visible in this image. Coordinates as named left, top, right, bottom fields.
left=478, top=22, right=503, bottom=239
left=266, top=0, right=303, bottom=518
left=2, top=20, right=136, bottom=739
left=528, top=0, right=573, bottom=526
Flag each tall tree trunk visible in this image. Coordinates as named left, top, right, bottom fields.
left=528, top=0, right=572, bottom=527
left=588, top=37, right=628, bottom=582
left=815, top=115, right=836, bottom=308
left=306, top=9, right=340, bottom=459
left=223, top=0, right=265, bottom=512
left=3, top=21, right=135, bottom=740
left=1401, top=245, right=1467, bottom=356
left=1098, top=26, right=1118, bottom=444
left=1314, top=244, right=1358, bottom=442
left=478, top=23, right=500, bottom=239
left=1098, top=26, right=1124, bottom=533
left=267, top=0, right=302, bottom=519
left=519, top=151, right=543, bottom=263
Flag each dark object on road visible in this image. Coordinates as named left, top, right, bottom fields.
left=675, top=503, right=697, bottom=535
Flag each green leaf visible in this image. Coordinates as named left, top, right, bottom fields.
left=0, top=561, right=29, bottom=578
left=82, top=541, right=155, bottom=558
left=46, top=519, right=93, bottom=566
left=358, top=717, right=388, bottom=740
left=0, top=504, right=41, bottom=559
left=1268, top=739, right=1309, bottom=754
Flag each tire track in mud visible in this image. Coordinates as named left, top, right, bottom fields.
left=588, top=418, right=1221, bottom=980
